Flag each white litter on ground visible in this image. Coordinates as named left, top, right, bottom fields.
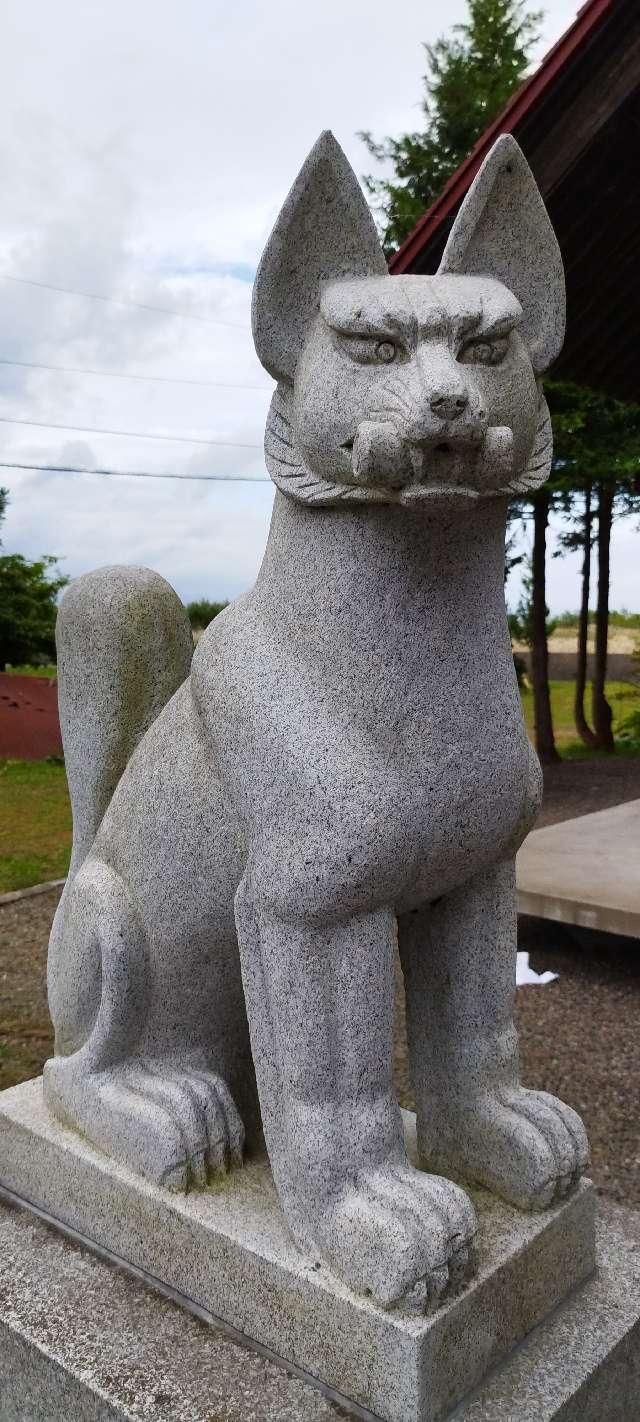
left=516, top=952, right=559, bottom=986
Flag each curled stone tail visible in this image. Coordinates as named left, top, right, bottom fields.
left=56, top=565, right=193, bottom=876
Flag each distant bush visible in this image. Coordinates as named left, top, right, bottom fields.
left=617, top=707, right=640, bottom=751
left=507, top=605, right=557, bottom=647
left=186, top=599, right=228, bottom=630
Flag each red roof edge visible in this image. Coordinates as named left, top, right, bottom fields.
left=389, top=0, right=616, bottom=274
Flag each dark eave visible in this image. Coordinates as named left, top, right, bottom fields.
left=389, top=0, right=640, bottom=403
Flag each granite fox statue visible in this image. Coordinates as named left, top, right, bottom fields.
left=46, top=132, right=588, bottom=1309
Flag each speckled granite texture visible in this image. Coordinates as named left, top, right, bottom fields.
left=454, top=1198, right=640, bottom=1420
left=0, top=1185, right=637, bottom=1421
left=0, top=1198, right=357, bottom=1422
left=0, top=1080, right=596, bottom=1422
left=44, top=130, right=588, bottom=1313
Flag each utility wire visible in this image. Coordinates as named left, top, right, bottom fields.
left=0, top=355, right=271, bottom=393
left=0, top=414, right=262, bottom=449
left=0, top=271, right=248, bottom=330
left=0, top=459, right=270, bottom=483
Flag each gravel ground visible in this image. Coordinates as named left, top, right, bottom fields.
left=394, top=917, right=640, bottom=1208
left=535, top=754, right=640, bottom=828
left=1, top=757, right=639, bottom=1206
left=0, top=888, right=53, bottom=1089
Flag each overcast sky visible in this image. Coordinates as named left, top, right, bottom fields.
left=1, top=0, right=634, bottom=614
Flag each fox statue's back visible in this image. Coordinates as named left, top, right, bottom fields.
left=46, top=132, right=588, bottom=1307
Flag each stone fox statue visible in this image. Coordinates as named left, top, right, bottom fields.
left=47, top=132, right=588, bottom=1309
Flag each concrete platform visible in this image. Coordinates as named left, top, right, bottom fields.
left=455, top=1198, right=640, bottom=1420
left=516, top=798, right=640, bottom=939
left=0, top=1078, right=596, bottom=1422
left=0, top=1194, right=356, bottom=1422
left=0, top=1189, right=638, bottom=1421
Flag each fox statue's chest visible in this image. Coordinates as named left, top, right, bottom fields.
left=387, top=707, right=538, bottom=898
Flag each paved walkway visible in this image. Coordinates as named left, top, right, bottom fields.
left=517, top=798, right=640, bottom=939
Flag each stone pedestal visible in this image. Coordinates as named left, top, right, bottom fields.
left=0, top=1079, right=602, bottom=1422
left=2, top=1191, right=640, bottom=1422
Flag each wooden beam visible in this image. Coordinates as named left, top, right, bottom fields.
left=528, top=33, right=640, bottom=195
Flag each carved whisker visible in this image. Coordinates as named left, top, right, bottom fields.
left=367, top=404, right=407, bottom=428
left=368, top=394, right=412, bottom=425
left=380, top=381, right=415, bottom=420
left=267, top=428, right=297, bottom=453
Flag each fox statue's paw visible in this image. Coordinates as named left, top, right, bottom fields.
left=296, top=1161, right=477, bottom=1309
left=419, top=1088, right=589, bottom=1211
left=44, top=1054, right=245, bottom=1189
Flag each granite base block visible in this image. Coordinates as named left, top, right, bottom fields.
left=0, top=1198, right=351, bottom=1422
left=454, top=1196, right=640, bottom=1420
left=0, top=1079, right=596, bottom=1422
left=1, top=1194, right=639, bottom=1422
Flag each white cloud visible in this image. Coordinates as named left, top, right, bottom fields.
left=0, top=0, right=611, bottom=612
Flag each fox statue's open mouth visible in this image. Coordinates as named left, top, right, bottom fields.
left=347, top=418, right=515, bottom=502
left=264, top=383, right=552, bottom=509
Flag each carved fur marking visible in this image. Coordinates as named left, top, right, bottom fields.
left=46, top=131, right=588, bottom=1314
left=265, top=381, right=553, bottom=504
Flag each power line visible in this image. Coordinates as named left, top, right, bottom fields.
left=0, top=355, right=271, bottom=393
left=0, top=271, right=248, bottom=330
left=0, top=414, right=262, bottom=449
left=0, top=459, right=270, bottom=483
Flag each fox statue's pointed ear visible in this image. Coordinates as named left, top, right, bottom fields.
left=439, top=135, right=565, bottom=374
left=252, top=131, right=387, bottom=382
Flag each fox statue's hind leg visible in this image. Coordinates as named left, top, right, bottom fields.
left=45, top=567, right=246, bottom=1188
left=47, top=854, right=244, bottom=1188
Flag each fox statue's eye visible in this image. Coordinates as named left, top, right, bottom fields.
left=334, top=331, right=403, bottom=365
left=458, top=335, right=509, bottom=366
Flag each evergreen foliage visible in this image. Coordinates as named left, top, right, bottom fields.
left=360, top=0, right=542, bottom=251
left=546, top=381, right=640, bottom=496
left=186, top=599, right=228, bottom=630
left=0, top=553, right=68, bottom=669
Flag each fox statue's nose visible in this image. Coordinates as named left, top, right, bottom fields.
left=429, top=389, right=469, bottom=421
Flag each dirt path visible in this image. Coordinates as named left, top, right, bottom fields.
left=536, top=755, right=640, bottom=827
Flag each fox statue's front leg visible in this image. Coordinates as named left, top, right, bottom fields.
left=234, top=873, right=476, bottom=1306
left=398, top=859, right=589, bottom=1208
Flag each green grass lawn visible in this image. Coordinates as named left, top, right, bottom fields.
left=0, top=678, right=637, bottom=894
left=0, top=759, right=72, bottom=893
left=3, top=664, right=58, bottom=679
left=521, top=679, right=637, bottom=749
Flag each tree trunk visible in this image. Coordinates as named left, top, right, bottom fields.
left=530, top=490, right=558, bottom=763
left=592, top=479, right=615, bottom=751
left=574, top=481, right=598, bottom=747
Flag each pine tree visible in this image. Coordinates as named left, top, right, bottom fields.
left=360, top=0, right=542, bottom=252
left=547, top=381, right=640, bottom=751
